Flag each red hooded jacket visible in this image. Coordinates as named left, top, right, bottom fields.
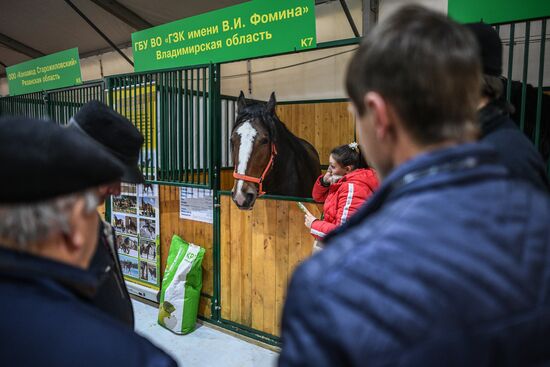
left=310, top=168, right=379, bottom=240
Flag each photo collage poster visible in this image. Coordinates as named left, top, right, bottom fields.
left=112, top=181, right=160, bottom=288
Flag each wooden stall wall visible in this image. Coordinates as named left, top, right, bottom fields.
left=220, top=195, right=323, bottom=337
left=159, top=185, right=214, bottom=318
left=276, top=101, right=356, bottom=166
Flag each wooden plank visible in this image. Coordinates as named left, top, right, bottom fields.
left=250, top=200, right=266, bottom=331
left=229, top=197, right=242, bottom=322
left=240, top=203, right=253, bottom=327
left=275, top=200, right=289, bottom=334
left=287, top=202, right=305, bottom=282
left=220, top=195, right=232, bottom=320
left=262, top=199, right=277, bottom=335
left=199, top=295, right=212, bottom=319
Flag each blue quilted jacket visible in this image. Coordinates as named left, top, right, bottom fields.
left=279, top=144, right=550, bottom=367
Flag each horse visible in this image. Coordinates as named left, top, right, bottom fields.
left=231, top=91, right=321, bottom=209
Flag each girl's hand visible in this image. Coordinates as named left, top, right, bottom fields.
left=329, top=174, right=343, bottom=184
left=322, top=171, right=332, bottom=186
left=305, top=213, right=317, bottom=228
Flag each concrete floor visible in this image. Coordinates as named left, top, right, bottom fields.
left=132, top=299, right=279, bottom=367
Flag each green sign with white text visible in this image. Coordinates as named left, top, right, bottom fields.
left=449, top=0, right=550, bottom=24
left=132, top=0, right=316, bottom=72
left=6, top=48, right=82, bottom=96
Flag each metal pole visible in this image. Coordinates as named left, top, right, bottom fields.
left=535, top=19, right=546, bottom=149
left=506, top=23, right=515, bottom=103
left=520, top=21, right=531, bottom=132
left=362, top=0, right=379, bottom=35
left=339, top=0, right=360, bottom=38
left=64, top=0, right=134, bottom=67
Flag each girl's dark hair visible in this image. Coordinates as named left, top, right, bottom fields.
left=331, top=144, right=369, bottom=169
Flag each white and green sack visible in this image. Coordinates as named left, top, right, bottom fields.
left=158, top=235, right=205, bottom=334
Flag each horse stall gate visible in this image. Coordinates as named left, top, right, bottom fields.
left=218, top=96, right=356, bottom=343
left=0, top=81, right=104, bottom=123
left=106, top=65, right=220, bottom=318
left=495, top=17, right=550, bottom=171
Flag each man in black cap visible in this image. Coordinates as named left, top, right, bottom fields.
left=0, top=117, right=176, bottom=366
left=466, top=22, right=550, bottom=192
left=67, top=100, right=145, bottom=328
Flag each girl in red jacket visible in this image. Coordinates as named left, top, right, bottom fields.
left=305, top=143, right=379, bottom=242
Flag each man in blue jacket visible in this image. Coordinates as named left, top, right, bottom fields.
left=279, top=5, right=550, bottom=367
left=0, top=118, right=176, bottom=367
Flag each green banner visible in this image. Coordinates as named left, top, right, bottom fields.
left=6, top=48, right=82, bottom=96
left=132, top=0, right=316, bottom=72
left=449, top=0, right=550, bottom=24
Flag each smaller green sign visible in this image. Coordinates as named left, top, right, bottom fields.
left=449, top=0, right=550, bottom=24
left=132, top=0, right=316, bottom=72
left=6, top=48, right=82, bottom=96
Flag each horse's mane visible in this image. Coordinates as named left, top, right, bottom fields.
left=233, top=101, right=306, bottom=155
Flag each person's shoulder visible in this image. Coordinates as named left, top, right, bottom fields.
left=0, top=284, right=176, bottom=367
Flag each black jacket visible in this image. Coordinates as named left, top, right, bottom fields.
left=89, top=219, right=134, bottom=327
left=0, top=247, right=176, bottom=367
left=479, top=100, right=550, bottom=192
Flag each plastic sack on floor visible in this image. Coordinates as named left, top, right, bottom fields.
left=158, top=235, right=205, bottom=334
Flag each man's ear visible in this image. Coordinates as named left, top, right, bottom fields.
left=364, top=92, right=393, bottom=141
left=66, top=198, right=86, bottom=250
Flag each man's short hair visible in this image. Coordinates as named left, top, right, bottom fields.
left=346, top=5, right=482, bottom=145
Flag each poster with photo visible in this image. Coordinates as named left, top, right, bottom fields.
left=139, top=260, right=158, bottom=285
left=121, top=183, right=137, bottom=195
left=139, top=196, right=157, bottom=218
left=111, top=180, right=160, bottom=290
left=139, top=218, right=157, bottom=240
left=119, top=255, right=139, bottom=278
left=138, top=182, right=158, bottom=197
left=112, top=195, right=137, bottom=215
left=116, top=234, right=138, bottom=258
left=139, top=238, right=157, bottom=262
left=112, top=213, right=137, bottom=236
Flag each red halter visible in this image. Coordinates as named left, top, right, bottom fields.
left=233, top=143, right=277, bottom=196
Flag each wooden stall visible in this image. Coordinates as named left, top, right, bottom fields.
left=219, top=195, right=322, bottom=337
left=276, top=101, right=356, bottom=165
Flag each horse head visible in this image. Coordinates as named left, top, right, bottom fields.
left=231, top=91, right=278, bottom=210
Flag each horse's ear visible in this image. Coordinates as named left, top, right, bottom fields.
left=266, top=92, right=277, bottom=115
left=237, top=91, right=246, bottom=113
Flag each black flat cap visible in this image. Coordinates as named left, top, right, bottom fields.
left=465, top=22, right=503, bottom=76
left=0, top=117, right=124, bottom=204
left=68, top=101, right=145, bottom=184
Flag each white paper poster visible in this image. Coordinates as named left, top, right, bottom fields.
left=111, top=182, right=161, bottom=288
left=179, top=188, right=213, bottom=224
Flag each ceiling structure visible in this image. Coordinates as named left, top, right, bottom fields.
left=0, top=0, right=353, bottom=78
left=0, top=0, right=251, bottom=75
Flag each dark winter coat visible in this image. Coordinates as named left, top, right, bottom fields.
left=280, top=144, right=550, bottom=367
left=89, top=219, right=134, bottom=327
left=479, top=100, right=549, bottom=192
left=0, top=247, right=176, bottom=367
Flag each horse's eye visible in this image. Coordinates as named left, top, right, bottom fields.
left=259, top=138, right=269, bottom=145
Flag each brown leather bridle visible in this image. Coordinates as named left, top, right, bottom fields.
left=233, top=143, right=277, bottom=196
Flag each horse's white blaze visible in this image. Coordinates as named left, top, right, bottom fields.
left=233, top=120, right=258, bottom=206
left=236, top=121, right=257, bottom=174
